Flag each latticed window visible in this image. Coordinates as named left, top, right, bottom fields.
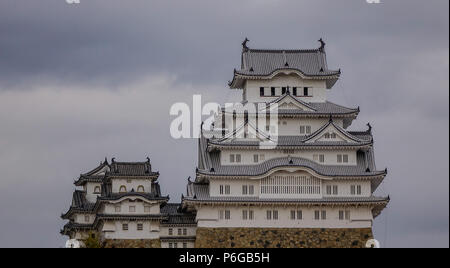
left=261, top=175, right=321, bottom=196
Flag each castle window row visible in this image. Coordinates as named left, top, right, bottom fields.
left=114, top=205, right=152, bottom=213
left=168, top=228, right=188, bottom=236
left=168, top=242, right=188, bottom=248
left=259, top=87, right=312, bottom=97
left=118, top=185, right=146, bottom=193
left=217, top=209, right=352, bottom=221
left=261, top=175, right=321, bottom=195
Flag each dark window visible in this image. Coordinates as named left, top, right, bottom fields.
left=282, top=87, right=287, bottom=94
left=271, top=87, right=276, bottom=96
left=304, top=87, right=309, bottom=96
left=293, top=87, right=297, bottom=96
left=260, top=87, right=264, bottom=96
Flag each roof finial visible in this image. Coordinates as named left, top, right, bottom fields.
left=104, top=157, right=108, bottom=165
left=367, top=123, right=372, bottom=133
left=146, top=157, right=150, bottom=163
left=242, top=37, right=250, bottom=52
left=329, top=114, right=333, bottom=122
left=318, top=38, right=326, bottom=52
left=111, top=157, right=115, bottom=163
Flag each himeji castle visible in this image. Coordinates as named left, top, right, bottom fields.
left=61, top=39, right=389, bottom=248
left=181, top=39, right=389, bottom=248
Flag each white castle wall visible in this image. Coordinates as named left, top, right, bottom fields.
left=245, top=74, right=328, bottom=103
left=220, top=149, right=358, bottom=166
left=195, top=205, right=373, bottom=229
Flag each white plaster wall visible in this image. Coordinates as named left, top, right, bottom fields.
left=245, top=75, right=328, bottom=103
left=102, top=221, right=160, bottom=240
left=111, top=178, right=152, bottom=193
left=84, top=182, right=102, bottom=203
left=74, top=213, right=95, bottom=224
left=220, top=149, right=357, bottom=166
left=160, top=226, right=197, bottom=237
left=210, top=179, right=260, bottom=197
left=195, top=205, right=373, bottom=229
left=101, top=199, right=161, bottom=215
left=322, top=180, right=371, bottom=197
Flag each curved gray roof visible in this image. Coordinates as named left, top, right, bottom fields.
left=230, top=46, right=340, bottom=89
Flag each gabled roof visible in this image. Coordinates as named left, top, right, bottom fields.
left=208, top=119, right=372, bottom=149
left=161, top=203, right=197, bottom=226
left=303, top=118, right=367, bottom=144
left=61, top=190, right=96, bottom=219
left=74, top=159, right=109, bottom=186
left=107, top=158, right=159, bottom=177
left=229, top=40, right=341, bottom=89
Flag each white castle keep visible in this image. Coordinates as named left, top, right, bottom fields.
left=62, top=39, right=389, bottom=248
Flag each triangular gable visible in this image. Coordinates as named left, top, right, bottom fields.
left=304, top=120, right=365, bottom=144
left=262, top=93, right=316, bottom=113
left=214, top=121, right=275, bottom=143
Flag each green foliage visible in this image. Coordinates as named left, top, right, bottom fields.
left=83, top=232, right=103, bottom=248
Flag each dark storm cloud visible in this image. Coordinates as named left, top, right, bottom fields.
left=0, top=0, right=448, bottom=247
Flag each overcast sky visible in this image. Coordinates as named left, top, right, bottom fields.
left=0, top=0, right=448, bottom=248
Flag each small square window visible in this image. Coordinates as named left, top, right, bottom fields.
left=350, top=185, right=356, bottom=195
left=129, top=206, right=136, bottom=213
left=178, top=228, right=182, bottom=235
left=343, top=155, right=349, bottom=163
left=339, top=210, right=344, bottom=220
left=266, top=210, right=272, bottom=220
left=300, top=126, right=305, bottom=134
left=225, top=185, right=231, bottom=195
left=319, top=155, right=325, bottom=163
left=357, top=185, right=362, bottom=195
left=169, top=228, right=173, bottom=235
left=337, top=154, right=342, bottom=163
left=282, top=87, right=287, bottom=95
left=242, top=185, right=248, bottom=195
left=271, top=87, right=276, bottom=96
left=321, top=211, right=327, bottom=220
left=144, top=206, right=151, bottom=213
left=253, top=154, right=259, bottom=163
left=242, top=210, right=248, bottom=220
left=236, top=154, right=241, bottom=163
left=333, top=185, right=338, bottom=195
left=260, top=87, right=265, bottom=96
left=122, top=224, right=128, bottom=231
left=290, top=210, right=296, bottom=220
left=273, top=210, right=278, bottom=220
left=249, top=185, right=255, bottom=195
left=137, top=223, right=143, bottom=231
left=230, top=154, right=235, bottom=163
left=183, top=228, right=187, bottom=235
left=304, top=87, right=309, bottom=96
left=297, top=210, right=303, bottom=220
left=314, top=211, right=320, bottom=220
left=225, top=210, right=231, bottom=220
left=293, top=87, right=297, bottom=96
left=306, top=126, right=311, bottom=134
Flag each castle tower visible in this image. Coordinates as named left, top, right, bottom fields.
left=182, top=39, right=389, bottom=248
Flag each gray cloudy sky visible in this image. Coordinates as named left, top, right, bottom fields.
left=0, top=0, right=448, bottom=248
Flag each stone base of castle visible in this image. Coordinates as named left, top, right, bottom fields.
left=195, top=228, right=373, bottom=248
left=103, top=239, right=161, bottom=248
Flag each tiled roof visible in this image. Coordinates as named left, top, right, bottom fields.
left=230, top=44, right=340, bottom=89
left=208, top=131, right=372, bottom=148
left=198, top=134, right=384, bottom=178
left=108, top=159, right=159, bottom=177
left=161, top=203, right=197, bottom=226
left=61, top=191, right=96, bottom=219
